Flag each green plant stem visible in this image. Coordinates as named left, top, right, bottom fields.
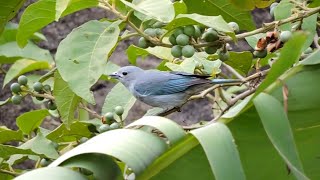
left=39, top=67, right=57, bottom=83
left=0, top=169, right=20, bottom=177
left=120, top=32, right=140, bottom=40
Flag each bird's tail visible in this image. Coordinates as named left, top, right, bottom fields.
left=211, top=79, right=243, bottom=84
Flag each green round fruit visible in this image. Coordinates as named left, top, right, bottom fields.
left=280, top=31, right=292, bottom=43
left=253, top=49, right=268, bottom=58
left=182, top=45, right=195, bottom=58
left=193, top=25, right=202, bottom=38
left=173, top=27, right=184, bottom=37
left=110, top=122, right=120, bottom=130
left=169, top=34, right=177, bottom=45
left=203, top=29, right=219, bottom=42
left=10, top=83, right=21, bottom=93
left=270, top=2, right=278, bottom=9
left=171, top=45, right=182, bottom=58
left=304, top=47, right=313, bottom=54
left=43, top=84, right=51, bottom=92
left=40, top=159, right=51, bottom=167
left=138, top=37, right=149, bottom=49
left=114, top=106, right=124, bottom=116
left=270, top=7, right=275, bottom=17
left=105, top=112, right=114, bottom=121
left=98, top=124, right=110, bottom=133
left=183, top=25, right=195, bottom=37
left=176, top=34, right=189, bottom=46
left=144, top=28, right=156, bottom=37
left=155, top=28, right=164, bottom=36
left=152, top=22, right=164, bottom=28
left=228, top=22, right=240, bottom=33
left=36, top=96, right=44, bottom=101
left=18, top=75, right=28, bottom=86
left=80, top=168, right=93, bottom=176
left=205, top=46, right=218, bottom=54
left=48, top=101, right=57, bottom=110
left=79, top=137, right=88, bottom=144
left=218, top=51, right=230, bottom=61
left=12, top=95, right=22, bottom=105
left=33, top=82, right=43, bottom=92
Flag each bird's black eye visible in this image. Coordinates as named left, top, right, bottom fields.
left=122, top=72, right=128, bottom=76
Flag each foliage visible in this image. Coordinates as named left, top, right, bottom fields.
left=0, top=0, right=319, bottom=179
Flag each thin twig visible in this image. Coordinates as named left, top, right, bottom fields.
left=0, top=169, right=20, bottom=177
left=222, top=62, right=249, bottom=87
left=120, top=32, right=140, bottom=41
left=39, top=67, right=57, bottom=83
left=79, top=102, right=103, bottom=119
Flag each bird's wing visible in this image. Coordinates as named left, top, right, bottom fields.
left=134, top=72, right=210, bottom=96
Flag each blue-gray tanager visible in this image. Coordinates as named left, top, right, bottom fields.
left=110, top=66, right=241, bottom=110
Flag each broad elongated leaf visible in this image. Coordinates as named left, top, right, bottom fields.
left=16, top=109, right=50, bottom=135
left=3, top=59, right=51, bottom=87
left=226, top=51, right=253, bottom=74
left=55, top=0, right=71, bottom=21
left=0, top=42, right=53, bottom=63
left=120, top=0, right=174, bottom=23
left=191, top=123, right=246, bottom=180
left=229, top=0, right=274, bottom=10
left=274, top=1, right=294, bottom=31
left=173, top=1, right=187, bottom=15
left=15, top=167, right=87, bottom=180
left=301, top=14, right=318, bottom=50
left=102, top=83, right=136, bottom=121
left=126, top=45, right=173, bottom=65
left=254, top=93, right=307, bottom=179
left=0, top=144, right=36, bottom=159
left=17, top=0, right=98, bottom=47
left=49, top=129, right=168, bottom=175
left=300, top=50, right=320, bottom=65
left=0, top=0, right=25, bottom=34
left=53, top=72, right=81, bottom=127
left=0, top=98, right=11, bottom=106
left=184, top=0, right=255, bottom=30
left=0, top=126, right=23, bottom=143
left=56, top=20, right=121, bottom=104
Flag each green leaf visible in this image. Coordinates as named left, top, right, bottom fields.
left=184, top=0, right=255, bottom=30
left=16, top=109, right=50, bottom=135
left=191, top=123, right=246, bottom=180
left=254, top=32, right=307, bottom=96
left=60, top=153, right=122, bottom=180
left=226, top=51, right=253, bottom=75
left=120, top=0, right=174, bottom=23
left=15, top=167, right=87, bottom=180
left=300, top=50, right=320, bottom=65
left=301, top=14, right=318, bottom=50
left=101, top=61, right=120, bottom=80
left=49, top=129, right=167, bottom=175
left=126, top=45, right=173, bottom=65
left=56, top=20, right=121, bottom=104
left=0, top=42, right=53, bottom=63
left=3, top=59, right=51, bottom=87
left=46, top=121, right=92, bottom=143
left=229, top=0, right=275, bottom=10
left=55, top=0, right=71, bottom=21
left=17, top=0, right=98, bottom=47
left=245, top=33, right=265, bottom=49
left=165, top=14, right=235, bottom=39
left=173, top=1, right=187, bottom=15
left=0, top=98, right=11, bottom=106
left=274, top=1, right=294, bottom=31
left=0, top=0, right=25, bottom=34
left=126, top=116, right=186, bottom=145
left=102, top=83, right=136, bottom=121
left=165, top=58, right=196, bottom=73
left=0, top=144, right=36, bottom=159
left=53, top=72, right=81, bottom=127
left=192, top=53, right=222, bottom=76
left=254, top=93, right=307, bottom=179
left=0, top=126, right=23, bottom=143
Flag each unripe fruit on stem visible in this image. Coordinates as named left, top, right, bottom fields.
left=194, top=25, right=201, bottom=38
left=155, top=28, right=164, bottom=36
left=36, top=96, right=44, bottom=101
left=138, top=37, right=149, bottom=49
left=144, top=28, right=156, bottom=37
left=98, top=124, right=110, bottom=133
left=280, top=31, right=292, bottom=43
left=33, top=82, right=43, bottom=92
left=183, top=25, right=195, bottom=37
left=48, top=101, right=57, bottom=110
left=304, top=47, right=313, bottom=54
left=43, top=84, right=51, bottom=92
left=79, top=137, right=88, bottom=143
left=171, top=45, right=182, bottom=58
left=12, top=95, right=22, bottom=104
left=182, top=45, right=195, bottom=58
left=176, top=34, right=189, bottom=46
left=18, top=75, right=28, bottom=86
left=110, top=122, right=120, bottom=130
left=218, top=51, right=230, bottom=61
left=152, top=22, right=164, bottom=28
left=205, top=46, right=218, bottom=54
left=270, top=2, right=278, bottom=9
left=203, top=29, right=219, bottom=42
left=114, top=106, right=124, bottom=116
left=173, top=27, right=184, bottom=37
left=253, top=49, right=268, bottom=58
left=228, top=22, right=240, bottom=33
left=40, top=159, right=51, bottom=167
left=169, top=34, right=177, bottom=45
left=105, top=112, right=114, bottom=121
left=10, top=83, right=21, bottom=93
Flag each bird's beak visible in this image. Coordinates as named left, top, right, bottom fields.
left=109, top=72, right=120, bottom=79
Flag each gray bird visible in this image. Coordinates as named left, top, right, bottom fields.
left=109, top=66, right=241, bottom=110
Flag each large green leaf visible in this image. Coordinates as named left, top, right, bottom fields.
left=0, top=144, right=36, bottom=159
left=0, top=0, right=25, bottom=34
left=191, top=123, right=246, bottom=180
left=226, top=51, right=253, bottom=75
left=17, top=0, right=98, bottom=47
left=55, top=0, right=71, bottom=21
left=15, top=167, right=87, bottom=180
left=229, top=0, right=274, bottom=10
left=165, top=57, right=196, bottom=73
left=102, top=83, right=136, bottom=121
left=0, top=126, right=23, bottom=143
left=184, top=0, right=255, bottom=30
left=0, top=42, right=53, bottom=63
left=120, top=0, right=174, bottom=23
left=254, top=93, right=307, bottom=179
left=126, top=45, right=173, bottom=65
left=301, top=14, right=318, bottom=50
left=53, top=72, right=81, bottom=127
left=3, top=59, right=51, bottom=87
left=56, top=20, right=121, bottom=104
left=300, top=50, right=320, bottom=65
left=274, top=1, right=294, bottom=31
left=16, top=109, right=50, bottom=135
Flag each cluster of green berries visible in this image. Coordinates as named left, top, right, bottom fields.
left=138, top=22, right=165, bottom=49
left=10, top=75, right=56, bottom=110
left=98, top=106, right=124, bottom=133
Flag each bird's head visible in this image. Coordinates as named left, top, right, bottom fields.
left=109, top=66, right=144, bottom=86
